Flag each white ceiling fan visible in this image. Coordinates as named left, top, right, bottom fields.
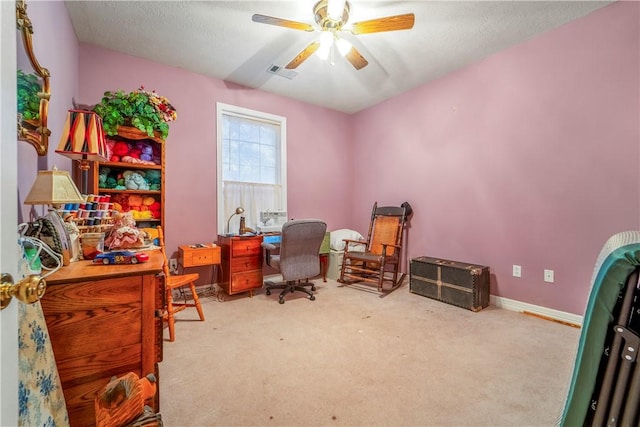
left=252, top=0, right=415, bottom=70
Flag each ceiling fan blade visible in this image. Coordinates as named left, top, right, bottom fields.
left=344, top=46, right=368, bottom=70
left=349, top=13, right=415, bottom=35
left=252, top=14, right=315, bottom=32
left=285, top=41, right=321, bottom=69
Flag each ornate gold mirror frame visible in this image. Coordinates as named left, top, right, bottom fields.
left=16, top=0, right=51, bottom=156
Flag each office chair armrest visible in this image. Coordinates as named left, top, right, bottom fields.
left=261, top=242, right=277, bottom=251
left=261, top=242, right=277, bottom=266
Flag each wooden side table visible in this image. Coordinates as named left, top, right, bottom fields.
left=178, top=244, right=221, bottom=269
left=178, top=244, right=221, bottom=290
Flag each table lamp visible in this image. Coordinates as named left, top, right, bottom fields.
left=55, top=110, right=108, bottom=195
left=24, top=168, right=84, bottom=266
left=23, top=168, right=84, bottom=209
left=226, top=207, right=244, bottom=235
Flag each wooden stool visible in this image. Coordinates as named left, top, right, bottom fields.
left=157, top=227, right=205, bottom=341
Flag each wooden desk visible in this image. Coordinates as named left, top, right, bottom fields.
left=43, top=250, right=164, bottom=427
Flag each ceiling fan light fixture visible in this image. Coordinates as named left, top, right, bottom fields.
left=326, top=0, right=346, bottom=21
left=319, top=30, right=334, bottom=48
left=317, top=42, right=332, bottom=60
left=335, top=38, right=352, bottom=56
left=317, top=31, right=334, bottom=60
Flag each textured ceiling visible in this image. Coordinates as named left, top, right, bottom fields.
left=65, top=1, right=612, bottom=114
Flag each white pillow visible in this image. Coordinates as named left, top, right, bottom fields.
left=330, top=229, right=365, bottom=251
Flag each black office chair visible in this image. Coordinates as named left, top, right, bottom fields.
left=261, top=219, right=327, bottom=304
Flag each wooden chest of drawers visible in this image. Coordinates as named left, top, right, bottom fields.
left=218, top=234, right=263, bottom=295
left=42, top=251, right=164, bottom=426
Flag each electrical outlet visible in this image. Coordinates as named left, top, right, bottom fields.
left=512, top=265, right=522, bottom=278
left=169, top=258, right=178, bottom=273
left=544, top=269, right=554, bottom=283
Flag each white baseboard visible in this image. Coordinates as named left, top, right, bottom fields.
left=490, top=295, right=583, bottom=327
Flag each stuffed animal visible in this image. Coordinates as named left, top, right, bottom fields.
left=123, top=170, right=149, bottom=191
left=104, top=212, right=145, bottom=249
left=95, top=372, right=158, bottom=427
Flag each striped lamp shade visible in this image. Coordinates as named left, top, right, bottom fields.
left=56, top=110, right=108, bottom=161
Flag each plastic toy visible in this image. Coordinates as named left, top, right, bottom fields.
left=93, top=250, right=149, bottom=265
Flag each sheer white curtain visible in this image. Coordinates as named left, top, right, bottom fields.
left=217, top=103, right=287, bottom=234
left=222, top=181, right=283, bottom=234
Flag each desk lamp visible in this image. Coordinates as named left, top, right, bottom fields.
left=55, top=110, right=108, bottom=195
left=226, top=207, right=244, bottom=235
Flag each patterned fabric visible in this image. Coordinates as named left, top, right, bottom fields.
left=17, top=238, right=69, bottom=427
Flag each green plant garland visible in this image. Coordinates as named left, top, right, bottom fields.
left=17, top=69, right=41, bottom=121
left=93, top=87, right=177, bottom=139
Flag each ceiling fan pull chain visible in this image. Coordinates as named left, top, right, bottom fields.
left=330, top=42, right=336, bottom=66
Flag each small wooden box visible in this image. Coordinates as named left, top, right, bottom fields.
left=178, top=244, right=221, bottom=268
left=410, top=256, right=490, bottom=312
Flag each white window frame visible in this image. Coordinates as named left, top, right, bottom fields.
left=216, top=102, right=287, bottom=234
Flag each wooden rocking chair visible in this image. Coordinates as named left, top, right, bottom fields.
left=338, top=202, right=408, bottom=293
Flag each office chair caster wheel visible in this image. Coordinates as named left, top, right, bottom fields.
left=266, top=289, right=271, bottom=296
left=311, top=285, right=316, bottom=291
left=310, top=295, right=315, bottom=301
left=279, top=297, right=285, bottom=304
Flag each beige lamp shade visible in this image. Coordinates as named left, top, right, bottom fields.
left=24, top=169, right=84, bottom=205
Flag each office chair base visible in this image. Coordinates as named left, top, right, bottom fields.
left=265, top=280, right=316, bottom=304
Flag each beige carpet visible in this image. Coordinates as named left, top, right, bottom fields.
left=159, top=278, right=580, bottom=426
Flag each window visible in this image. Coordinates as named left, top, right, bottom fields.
left=216, top=103, right=287, bottom=234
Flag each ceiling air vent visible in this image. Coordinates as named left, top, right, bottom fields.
left=267, top=64, right=298, bottom=80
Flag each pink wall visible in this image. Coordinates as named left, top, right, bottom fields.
left=17, top=0, right=78, bottom=222
left=77, top=45, right=353, bottom=255
left=351, top=1, right=640, bottom=314
left=17, top=1, right=638, bottom=315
